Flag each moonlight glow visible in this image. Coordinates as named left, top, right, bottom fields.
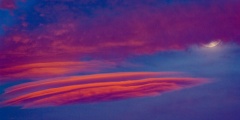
left=0, top=0, right=240, bottom=120
left=203, top=40, right=221, bottom=48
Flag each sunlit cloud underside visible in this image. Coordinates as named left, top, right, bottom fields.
left=2, top=72, right=208, bottom=108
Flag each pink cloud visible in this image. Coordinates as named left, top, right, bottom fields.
left=5, top=72, right=180, bottom=94
left=1, top=1, right=240, bottom=63
left=1, top=72, right=208, bottom=108
left=0, top=60, right=117, bottom=82
left=0, top=0, right=16, bottom=9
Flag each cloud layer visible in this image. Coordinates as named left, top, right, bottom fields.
left=0, top=0, right=236, bottom=111
left=0, top=60, right=117, bottom=83
left=1, top=0, right=240, bottom=66
left=1, top=72, right=208, bottom=108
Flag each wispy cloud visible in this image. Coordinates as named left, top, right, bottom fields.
left=1, top=72, right=208, bottom=108
left=4, top=72, right=178, bottom=94
left=0, top=60, right=117, bottom=82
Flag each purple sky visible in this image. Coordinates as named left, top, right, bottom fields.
left=0, top=0, right=240, bottom=120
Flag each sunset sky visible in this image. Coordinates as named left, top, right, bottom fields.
left=0, top=0, right=240, bottom=120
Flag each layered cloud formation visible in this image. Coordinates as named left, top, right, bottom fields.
left=1, top=1, right=240, bottom=120
left=0, top=0, right=238, bottom=110
left=0, top=60, right=117, bottom=82
left=1, top=72, right=208, bottom=108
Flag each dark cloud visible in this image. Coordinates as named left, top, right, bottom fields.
left=1, top=0, right=240, bottom=65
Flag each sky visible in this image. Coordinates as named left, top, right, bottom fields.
left=0, top=0, right=240, bottom=120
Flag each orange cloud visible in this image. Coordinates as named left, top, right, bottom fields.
left=1, top=72, right=208, bottom=108
left=0, top=60, right=117, bottom=82
left=5, top=72, right=180, bottom=94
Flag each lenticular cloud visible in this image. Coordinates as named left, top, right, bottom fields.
left=1, top=72, right=208, bottom=108
left=0, top=60, right=117, bottom=82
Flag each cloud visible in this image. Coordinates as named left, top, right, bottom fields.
left=4, top=72, right=178, bottom=94
left=0, top=0, right=16, bottom=9
left=1, top=72, right=208, bottom=108
left=1, top=0, right=240, bottom=66
left=0, top=0, right=236, bottom=110
left=0, top=60, right=117, bottom=82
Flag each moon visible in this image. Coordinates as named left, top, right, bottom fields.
left=203, top=40, right=221, bottom=48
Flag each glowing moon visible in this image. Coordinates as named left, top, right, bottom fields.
left=203, top=40, right=221, bottom=48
